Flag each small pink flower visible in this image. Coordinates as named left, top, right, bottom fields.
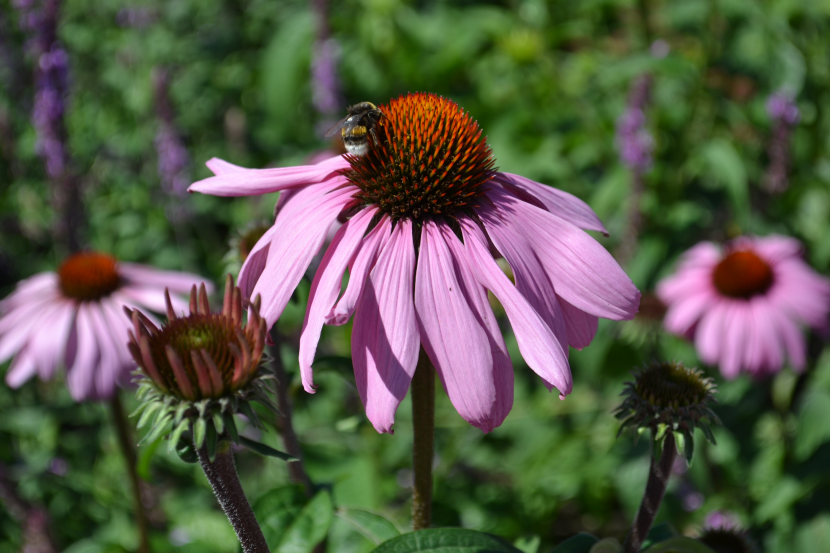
left=189, top=93, right=639, bottom=433
left=0, top=252, right=210, bottom=401
left=657, top=236, right=830, bottom=378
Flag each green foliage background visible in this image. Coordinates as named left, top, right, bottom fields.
left=1, top=0, right=830, bottom=551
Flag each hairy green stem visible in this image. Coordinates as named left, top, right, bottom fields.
left=197, top=441, right=270, bottom=553
left=110, top=395, right=150, bottom=553
left=411, top=351, right=435, bottom=531
left=624, top=432, right=678, bottom=553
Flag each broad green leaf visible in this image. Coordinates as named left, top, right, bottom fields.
left=795, top=390, right=830, bottom=461
left=549, top=534, right=600, bottom=553
left=642, top=536, right=716, bottom=553
left=372, top=528, right=523, bottom=553
left=256, top=485, right=309, bottom=546
left=276, top=490, right=334, bottom=553
left=337, top=508, right=401, bottom=545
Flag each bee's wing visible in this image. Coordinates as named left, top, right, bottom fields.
left=324, top=116, right=350, bottom=138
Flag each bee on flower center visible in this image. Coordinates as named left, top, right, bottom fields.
left=325, top=101, right=384, bottom=156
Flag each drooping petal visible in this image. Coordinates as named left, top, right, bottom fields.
left=206, top=158, right=246, bottom=175
left=479, top=200, right=569, bottom=354
left=299, top=207, right=376, bottom=392
left=0, top=294, right=61, bottom=364
left=5, top=348, right=37, bottom=388
left=494, top=173, right=608, bottom=234
left=746, top=297, right=782, bottom=374
left=238, top=223, right=280, bottom=302
left=483, top=186, right=640, bottom=321
left=327, top=217, right=392, bottom=325
left=770, top=259, right=830, bottom=328
left=351, top=220, right=419, bottom=433
left=752, top=234, right=803, bottom=263
left=695, top=300, right=729, bottom=366
left=66, top=304, right=101, bottom=402
left=442, top=225, right=513, bottom=429
left=85, top=302, right=121, bottom=399
left=0, top=273, right=57, bottom=312
left=558, top=298, right=599, bottom=350
left=100, top=298, right=135, bottom=370
left=460, top=216, right=572, bottom=396
left=415, top=220, right=497, bottom=431
left=776, top=314, right=807, bottom=371
left=189, top=155, right=351, bottom=197
left=662, top=290, right=716, bottom=337
left=29, top=300, right=75, bottom=380
left=720, top=303, right=750, bottom=379
left=119, top=264, right=212, bottom=295
left=253, top=184, right=356, bottom=328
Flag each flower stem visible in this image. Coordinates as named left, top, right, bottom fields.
left=411, top=351, right=434, bottom=531
left=624, top=432, right=677, bottom=553
left=197, top=441, right=270, bottom=553
left=269, top=329, right=314, bottom=495
left=110, top=395, right=151, bottom=553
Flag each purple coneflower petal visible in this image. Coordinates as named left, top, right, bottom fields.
left=720, top=303, right=749, bottom=380
left=495, top=173, right=608, bottom=234
left=29, top=300, right=74, bottom=380
left=299, top=207, right=376, bottom=392
left=189, top=155, right=350, bottom=197
left=239, top=223, right=280, bottom=301
left=119, top=285, right=189, bottom=315
left=479, top=200, right=569, bottom=354
left=0, top=273, right=57, bottom=312
left=119, top=264, right=210, bottom=295
left=66, top=304, right=101, bottom=401
left=558, top=299, right=599, bottom=350
left=6, top=348, right=37, bottom=388
left=86, top=303, right=120, bottom=398
left=663, top=291, right=715, bottom=337
left=484, top=186, right=640, bottom=321
left=327, top=217, right=392, bottom=326
left=774, top=314, right=806, bottom=371
left=100, top=299, right=135, bottom=368
left=352, top=220, right=419, bottom=434
left=253, top=182, right=355, bottom=327
left=695, top=301, right=728, bottom=366
left=442, top=225, right=514, bottom=428
left=748, top=298, right=782, bottom=372
left=461, top=217, right=572, bottom=396
left=415, top=221, right=497, bottom=432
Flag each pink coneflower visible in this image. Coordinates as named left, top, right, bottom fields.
left=657, top=236, right=830, bottom=378
left=189, top=92, right=639, bottom=433
left=0, top=252, right=210, bottom=401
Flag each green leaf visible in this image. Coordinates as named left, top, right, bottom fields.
left=224, top=412, right=239, bottom=443
left=256, top=485, right=309, bottom=546
left=136, top=436, right=162, bottom=480
left=795, top=390, right=830, bottom=461
left=168, top=419, right=190, bottom=453
left=193, top=417, right=207, bottom=449
left=337, top=508, right=401, bottom=545
left=549, top=533, right=600, bottom=553
left=239, top=436, right=298, bottom=461
left=587, top=538, right=622, bottom=553
left=372, top=528, right=523, bottom=553
left=276, top=490, right=333, bottom=553
left=697, top=139, right=748, bottom=228
left=212, top=410, right=225, bottom=436
left=642, top=523, right=678, bottom=549
left=175, top=433, right=199, bottom=464
left=136, top=401, right=161, bottom=429
left=139, top=413, right=172, bottom=446
left=205, top=420, right=218, bottom=462
left=642, top=536, right=717, bottom=553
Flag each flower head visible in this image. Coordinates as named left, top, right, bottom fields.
left=189, top=92, right=640, bottom=434
left=657, top=236, right=830, bottom=378
left=0, top=252, right=209, bottom=401
left=127, top=276, right=281, bottom=459
left=615, top=361, right=719, bottom=463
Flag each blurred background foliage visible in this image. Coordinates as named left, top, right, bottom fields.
left=1, top=0, right=830, bottom=551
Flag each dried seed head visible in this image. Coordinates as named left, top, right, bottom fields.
left=343, top=92, right=497, bottom=222
left=58, top=252, right=121, bottom=301
left=615, top=361, right=720, bottom=462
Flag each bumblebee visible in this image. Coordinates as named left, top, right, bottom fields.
left=325, top=102, right=384, bottom=156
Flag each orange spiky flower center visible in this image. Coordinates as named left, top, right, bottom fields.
left=343, top=92, right=497, bottom=221
left=712, top=250, right=774, bottom=299
left=58, top=252, right=121, bottom=301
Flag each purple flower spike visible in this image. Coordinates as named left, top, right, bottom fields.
left=616, top=75, right=654, bottom=173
